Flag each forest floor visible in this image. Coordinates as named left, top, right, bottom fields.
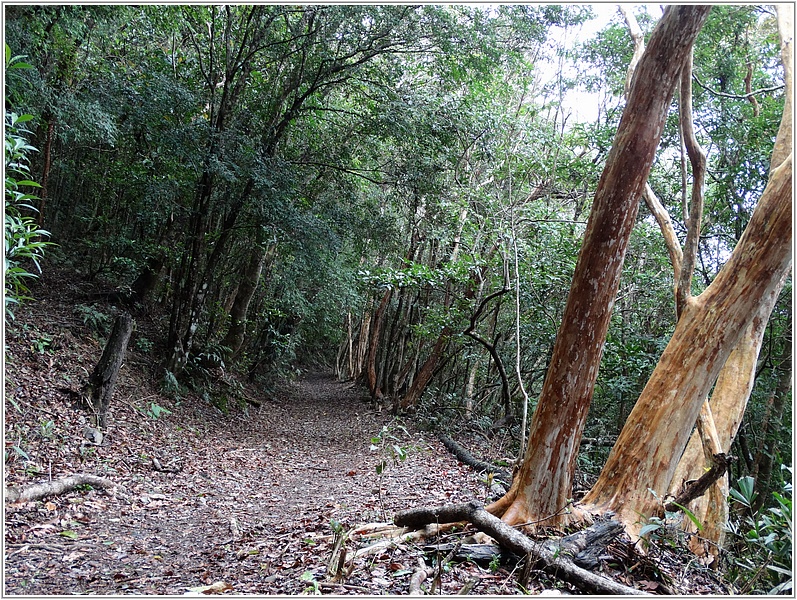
left=4, top=269, right=730, bottom=595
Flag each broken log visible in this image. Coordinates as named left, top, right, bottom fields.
left=83, top=312, right=134, bottom=428
left=422, top=542, right=520, bottom=566
left=426, top=520, right=624, bottom=571
left=5, top=474, right=129, bottom=503
left=551, top=519, right=625, bottom=570
left=395, top=501, right=649, bottom=596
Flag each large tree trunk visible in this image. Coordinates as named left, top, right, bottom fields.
left=581, top=153, right=792, bottom=537
left=582, top=2, right=793, bottom=540
left=487, top=6, right=712, bottom=528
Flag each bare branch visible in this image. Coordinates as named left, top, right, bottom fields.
left=692, top=73, right=785, bottom=101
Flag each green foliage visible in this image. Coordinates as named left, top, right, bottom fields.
left=4, top=46, right=55, bottom=320
left=729, top=475, right=758, bottom=509
left=727, top=472, right=793, bottom=594
left=38, top=419, right=55, bottom=440
left=134, top=336, right=153, bottom=353
left=74, top=304, right=111, bottom=336
left=370, top=423, right=411, bottom=475
left=145, top=402, right=171, bottom=420
left=161, top=370, right=183, bottom=399
left=4, top=92, right=52, bottom=321
left=299, top=570, right=321, bottom=595
left=488, top=553, right=501, bottom=573
left=30, top=332, right=53, bottom=354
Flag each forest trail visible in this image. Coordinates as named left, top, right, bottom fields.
left=4, top=366, right=487, bottom=595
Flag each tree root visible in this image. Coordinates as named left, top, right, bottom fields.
left=5, top=474, right=129, bottom=504
left=395, top=500, right=649, bottom=596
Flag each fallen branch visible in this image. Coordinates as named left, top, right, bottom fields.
left=436, top=433, right=512, bottom=484
left=408, top=556, right=434, bottom=595
left=552, top=519, right=625, bottom=570
left=351, top=523, right=453, bottom=559
left=5, top=474, right=129, bottom=504
left=409, top=542, right=460, bottom=595
left=395, top=501, right=649, bottom=596
left=664, top=452, right=733, bottom=513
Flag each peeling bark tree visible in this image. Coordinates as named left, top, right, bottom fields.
left=486, top=6, right=712, bottom=528
left=617, top=4, right=793, bottom=551
left=583, top=3, right=793, bottom=541
left=581, top=138, right=791, bottom=537
left=667, top=270, right=788, bottom=550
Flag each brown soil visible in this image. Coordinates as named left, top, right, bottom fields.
left=3, top=271, right=497, bottom=595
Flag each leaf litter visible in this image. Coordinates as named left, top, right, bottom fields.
left=4, top=270, right=732, bottom=595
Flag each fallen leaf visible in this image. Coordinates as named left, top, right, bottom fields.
left=640, top=580, right=660, bottom=590
left=59, top=530, right=78, bottom=539
left=688, top=534, right=707, bottom=557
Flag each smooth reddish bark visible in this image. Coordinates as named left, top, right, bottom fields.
left=488, top=6, right=712, bottom=527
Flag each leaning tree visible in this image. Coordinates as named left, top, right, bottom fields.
left=486, top=5, right=713, bottom=529
left=581, top=3, right=792, bottom=537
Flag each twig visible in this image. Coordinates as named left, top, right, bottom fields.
left=317, top=582, right=371, bottom=592
left=692, top=73, right=784, bottom=100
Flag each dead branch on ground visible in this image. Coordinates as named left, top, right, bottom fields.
left=5, top=473, right=129, bottom=503
left=395, top=500, right=649, bottom=596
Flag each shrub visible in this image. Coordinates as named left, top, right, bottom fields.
left=5, top=47, right=52, bottom=322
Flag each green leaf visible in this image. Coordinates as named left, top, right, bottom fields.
left=639, top=522, right=661, bottom=537
left=11, top=445, right=29, bottom=460
left=730, top=486, right=752, bottom=508
left=59, top=530, right=79, bottom=539
left=670, top=502, right=704, bottom=531
left=14, top=114, right=35, bottom=123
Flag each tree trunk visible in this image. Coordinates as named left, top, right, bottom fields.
left=582, top=2, right=793, bottom=540
left=667, top=272, right=787, bottom=549
left=582, top=154, right=792, bottom=537
left=398, top=326, right=451, bottom=410
left=751, top=342, right=792, bottom=513
left=83, top=313, right=134, bottom=429
left=220, top=242, right=273, bottom=359
left=366, top=289, right=392, bottom=398
left=487, top=6, right=712, bottom=529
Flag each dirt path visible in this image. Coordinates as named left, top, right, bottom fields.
left=5, top=370, right=486, bottom=595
